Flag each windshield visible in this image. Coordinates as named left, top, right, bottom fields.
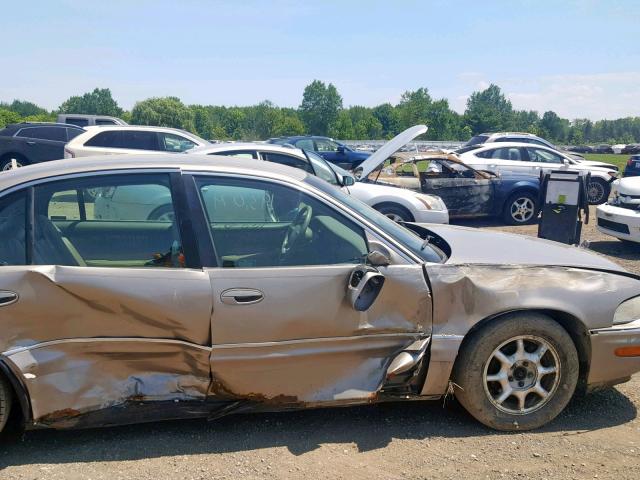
left=304, top=175, right=445, bottom=263
left=304, top=150, right=340, bottom=185
left=455, top=144, right=482, bottom=154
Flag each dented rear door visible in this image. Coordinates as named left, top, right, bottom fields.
left=0, top=172, right=214, bottom=426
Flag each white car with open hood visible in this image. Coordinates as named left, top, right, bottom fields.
left=597, top=177, right=640, bottom=243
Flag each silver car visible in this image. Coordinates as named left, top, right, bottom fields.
left=0, top=154, right=640, bottom=435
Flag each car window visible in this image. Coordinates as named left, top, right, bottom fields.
left=526, top=148, right=564, bottom=164
left=482, top=147, right=523, bottom=161
left=315, top=139, right=339, bottom=152
left=95, top=119, right=117, bottom=125
left=305, top=150, right=339, bottom=185
left=160, top=132, right=197, bottom=152
left=17, top=126, right=67, bottom=141
left=464, top=135, right=489, bottom=146
left=260, top=152, right=314, bottom=173
left=120, top=131, right=160, bottom=150
left=84, top=130, right=122, bottom=148
left=295, top=139, right=314, bottom=150
left=195, top=176, right=368, bottom=268
left=213, top=150, right=258, bottom=159
left=0, top=191, right=27, bottom=266
left=67, top=128, right=84, bottom=141
left=396, top=163, right=416, bottom=177
left=65, top=118, right=90, bottom=127
left=33, top=174, right=184, bottom=268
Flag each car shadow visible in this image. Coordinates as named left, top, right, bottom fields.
left=0, top=388, right=635, bottom=468
left=587, top=240, right=640, bottom=260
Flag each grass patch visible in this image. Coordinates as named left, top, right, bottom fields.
left=583, top=153, right=628, bottom=171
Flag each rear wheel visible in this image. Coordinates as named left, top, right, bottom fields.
left=587, top=178, right=610, bottom=205
left=374, top=203, right=414, bottom=223
left=0, top=154, right=28, bottom=171
left=0, top=375, right=12, bottom=434
left=503, top=191, right=538, bottom=225
left=453, top=313, right=579, bottom=431
left=147, top=204, right=175, bottom=222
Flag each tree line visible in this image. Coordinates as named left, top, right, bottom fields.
left=2, top=82, right=640, bottom=144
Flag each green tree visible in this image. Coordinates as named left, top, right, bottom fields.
left=463, top=84, right=514, bottom=134
left=1, top=100, right=49, bottom=117
left=328, top=110, right=355, bottom=139
left=539, top=111, right=569, bottom=142
left=299, top=80, right=343, bottom=136
left=58, top=88, right=123, bottom=116
left=397, top=88, right=432, bottom=131
left=131, top=97, right=195, bottom=132
left=372, top=103, right=401, bottom=138
left=0, top=109, right=21, bottom=128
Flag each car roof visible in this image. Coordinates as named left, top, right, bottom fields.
left=5, top=122, right=84, bottom=130
left=0, top=154, right=308, bottom=193
left=82, top=125, right=193, bottom=134
left=190, top=142, right=304, bottom=156
left=482, top=132, right=539, bottom=137
left=472, top=141, right=558, bottom=150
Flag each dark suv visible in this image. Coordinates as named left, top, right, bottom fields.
left=0, top=123, right=85, bottom=170
left=623, top=154, right=640, bottom=177
left=267, top=136, right=370, bottom=170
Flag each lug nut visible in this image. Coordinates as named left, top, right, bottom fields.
left=508, top=377, right=514, bottom=382
left=518, top=381, right=524, bottom=387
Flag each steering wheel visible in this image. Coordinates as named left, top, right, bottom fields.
left=281, top=203, right=313, bottom=256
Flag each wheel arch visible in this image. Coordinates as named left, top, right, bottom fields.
left=0, top=152, right=28, bottom=164
left=0, top=357, right=32, bottom=426
left=452, top=308, right=591, bottom=394
left=370, top=201, right=415, bottom=222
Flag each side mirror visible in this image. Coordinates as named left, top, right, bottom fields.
left=367, top=249, right=391, bottom=267
left=341, top=175, right=355, bottom=187
left=563, top=159, right=570, bottom=166
left=347, top=265, right=385, bottom=312
left=337, top=145, right=346, bottom=154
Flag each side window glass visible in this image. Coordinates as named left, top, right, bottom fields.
left=260, top=152, right=313, bottom=173
left=0, top=191, right=27, bottom=266
left=121, top=131, right=160, bottom=150
left=17, top=127, right=66, bottom=141
left=295, top=139, right=314, bottom=150
left=160, top=133, right=197, bottom=152
left=95, top=119, right=117, bottom=125
left=33, top=174, right=184, bottom=268
left=67, top=128, right=84, bottom=141
left=490, top=147, right=522, bottom=161
left=195, top=177, right=368, bottom=268
left=315, top=139, right=338, bottom=152
left=66, top=118, right=90, bottom=127
left=306, top=151, right=339, bottom=185
left=213, top=150, right=258, bottom=159
left=527, top=148, right=563, bottom=164
left=85, top=131, right=122, bottom=147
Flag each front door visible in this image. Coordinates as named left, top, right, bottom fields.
left=0, top=172, right=213, bottom=425
left=191, top=174, right=431, bottom=405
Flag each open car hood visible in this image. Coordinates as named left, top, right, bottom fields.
left=353, top=125, right=427, bottom=179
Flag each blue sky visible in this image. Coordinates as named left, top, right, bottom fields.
left=1, top=0, right=639, bottom=119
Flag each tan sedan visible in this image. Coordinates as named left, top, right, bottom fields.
left=0, top=154, right=640, bottom=435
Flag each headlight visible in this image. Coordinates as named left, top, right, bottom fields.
left=415, top=194, right=443, bottom=211
left=608, top=171, right=619, bottom=179
left=614, top=296, right=640, bottom=325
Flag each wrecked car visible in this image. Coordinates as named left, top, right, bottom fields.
left=368, top=152, right=541, bottom=225
left=1, top=154, right=640, bottom=434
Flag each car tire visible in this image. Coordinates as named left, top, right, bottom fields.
left=374, top=203, right=414, bottom=223
left=452, top=312, right=579, bottom=431
left=587, top=178, right=610, bottom=205
left=503, top=191, right=538, bottom=225
left=0, top=154, right=28, bottom=171
left=147, top=204, right=175, bottom=222
left=0, top=375, right=12, bottom=434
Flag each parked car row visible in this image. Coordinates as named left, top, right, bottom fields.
left=2, top=150, right=640, bottom=436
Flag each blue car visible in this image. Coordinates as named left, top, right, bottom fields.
left=623, top=154, right=640, bottom=177
left=370, top=153, right=541, bottom=225
left=267, top=135, right=370, bottom=170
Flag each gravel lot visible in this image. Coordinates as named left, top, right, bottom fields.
left=1, top=212, right=639, bottom=480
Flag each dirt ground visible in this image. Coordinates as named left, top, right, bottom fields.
left=1, top=211, right=639, bottom=480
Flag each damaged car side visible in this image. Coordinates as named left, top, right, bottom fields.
left=0, top=154, right=640, bottom=434
left=368, top=152, right=541, bottom=225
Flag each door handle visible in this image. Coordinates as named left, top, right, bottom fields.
left=26, top=141, right=36, bottom=146
left=220, top=288, right=264, bottom=305
left=0, top=290, right=18, bottom=306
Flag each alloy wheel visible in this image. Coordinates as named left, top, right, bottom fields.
left=483, top=335, right=561, bottom=414
left=510, top=197, right=534, bottom=223
left=588, top=181, right=606, bottom=204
